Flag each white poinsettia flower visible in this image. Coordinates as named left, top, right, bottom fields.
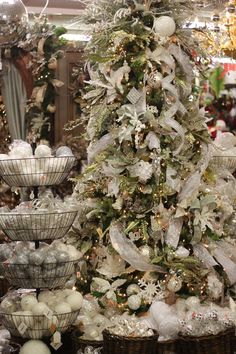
left=92, top=277, right=127, bottom=300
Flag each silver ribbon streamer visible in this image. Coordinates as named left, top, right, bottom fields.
left=168, top=43, right=193, bottom=85
left=109, top=222, right=165, bottom=273
left=193, top=244, right=218, bottom=268
left=165, top=216, right=183, bottom=249
left=214, top=247, right=236, bottom=285
left=178, top=144, right=211, bottom=203
left=87, top=133, right=114, bottom=163
left=163, top=115, right=186, bottom=156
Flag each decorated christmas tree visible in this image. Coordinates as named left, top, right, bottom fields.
left=71, top=0, right=236, bottom=342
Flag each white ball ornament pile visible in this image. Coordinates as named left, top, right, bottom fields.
left=1, top=289, right=83, bottom=339
left=153, top=16, right=176, bottom=37
left=19, top=340, right=51, bottom=354
left=21, top=295, right=38, bottom=311
left=34, top=145, right=52, bottom=158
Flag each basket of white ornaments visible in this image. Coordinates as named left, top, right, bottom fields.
left=0, top=241, right=82, bottom=289
left=211, top=132, right=236, bottom=173
left=0, top=289, right=83, bottom=339
left=0, top=140, right=76, bottom=187
left=0, top=194, right=78, bottom=241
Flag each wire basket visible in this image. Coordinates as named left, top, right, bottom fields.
left=102, top=329, right=158, bottom=354
left=211, top=156, right=236, bottom=171
left=72, top=329, right=103, bottom=353
left=0, top=156, right=76, bottom=187
left=0, top=210, right=78, bottom=241
left=1, top=310, right=79, bottom=339
left=177, top=329, right=234, bottom=354
left=0, top=260, right=78, bottom=289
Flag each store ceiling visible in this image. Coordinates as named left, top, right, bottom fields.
left=21, top=0, right=230, bottom=35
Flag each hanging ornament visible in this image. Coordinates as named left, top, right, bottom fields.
left=47, top=104, right=56, bottom=113
left=147, top=71, right=163, bottom=89
left=0, top=0, right=28, bottom=47
left=48, top=57, right=58, bottom=70
left=167, top=276, right=182, bottom=292
left=153, top=16, right=176, bottom=37
left=127, top=294, right=142, bottom=310
left=126, top=284, right=141, bottom=296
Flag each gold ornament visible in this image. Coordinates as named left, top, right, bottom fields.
left=47, top=104, right=56, bottom=113
left=48, top=57, right=58, bottom=70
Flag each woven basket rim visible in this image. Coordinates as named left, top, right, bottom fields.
left=72, top=329, right=103, bottom=345
left=103, top=328, right=158, bottom=341
left=179, top=327, right=235, bottom=342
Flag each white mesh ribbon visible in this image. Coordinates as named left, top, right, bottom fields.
left=178, top=144, right=212, bottom=203
left=109, top=222, right=165, bottom=273
left=87, top=133, right=114, bottom=163
left=162, top=102, right=186, bottom=156
left=214, top=247, right=236, bottom=285
left=165, top=216, right=183, bottom=249
left=168, top=44, right=193, bottom=86
left=193, top=244, right=218, bottom=268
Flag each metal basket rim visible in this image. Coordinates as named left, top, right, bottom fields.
left=0, top=156, right=76, bottom=162
left=1, top=259, right=80, bottom=266
left=0, top=210, right=78, bottom=216
left=2, top=310, right=80, bottom=317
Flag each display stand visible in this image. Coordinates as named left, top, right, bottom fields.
left=0, top=154, right=79, bottom=351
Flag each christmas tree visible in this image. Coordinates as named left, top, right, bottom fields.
left=71, top=0, right=236, bottom=340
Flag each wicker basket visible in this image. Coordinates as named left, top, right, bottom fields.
left=178, top=329, right=234, bottom=354
left=0, top=210, right=78, bottom=241
left=0, top=156, right=76, bottom=187
left=157, top=339, right=178, bottom=354
left=103, top=329, right=158, bottom=354
left=71, top=329, right=103, bottom=353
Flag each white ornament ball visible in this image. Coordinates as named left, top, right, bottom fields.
left=67, top=245, right=82, bottom=261
left=167, top=276, right=182, bottom=293
left=126, top=284, right=141, bottom=296
left=19, top=340, right=51, bottom=354
left=10, top=146, right=33, bottom=158
left=149, top=301, right=172, bottom=324
left=54, top=302, right=72, bottom=314
left=154, top=16, right=176, bottom=37
left=185, top=296, right=200, bottom=310
left=127, top=295, right=141, bottom=310
left=21, top=295, right=38, bottom=311
left=32, top=302, right=49, bottom=316
left=35, top=145, right=52, bottom=158
left=158, top=315, right=179, bottom=340
left=66, top=292, right=83, bottom=311
left=38, top=291, right=53, bottom=303
left=1, top=298, right=16, bottom=313
left=56, top=146, right=74, bottom=157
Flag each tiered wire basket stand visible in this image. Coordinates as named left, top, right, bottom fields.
left=0, top=155, right=80, bottom=340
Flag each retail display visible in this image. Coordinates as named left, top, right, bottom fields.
left=0, top=141, right=82, bottom=350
